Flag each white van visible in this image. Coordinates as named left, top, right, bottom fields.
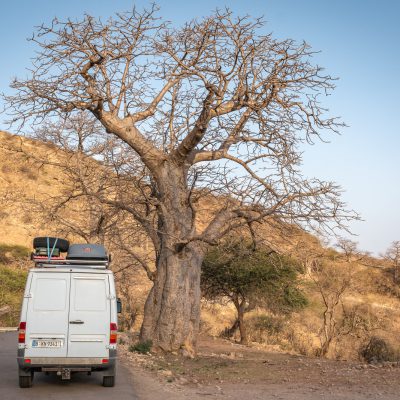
left=17, top=240, right=120, bottom=388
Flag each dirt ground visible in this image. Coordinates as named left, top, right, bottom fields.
left=120, top=334, right=400, bottom=400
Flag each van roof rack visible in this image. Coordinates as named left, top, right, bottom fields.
left=32, top=257, right=109, bottom=269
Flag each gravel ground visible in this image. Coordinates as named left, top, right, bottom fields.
left=120, top=335, right=400, bottom=400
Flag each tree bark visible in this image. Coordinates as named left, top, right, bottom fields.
left=139, top=163, right=205, bottom=356
left=140, top=245, right=203, bottom=355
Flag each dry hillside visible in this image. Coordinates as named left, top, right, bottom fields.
left=1, top=130, right=400, bottom=362
left=0, top=131, right=66, bottom=246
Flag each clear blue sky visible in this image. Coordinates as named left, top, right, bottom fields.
left=0, top=0, right=399, bottom=255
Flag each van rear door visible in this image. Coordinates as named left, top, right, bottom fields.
left=67, top=273, right=110, bottom=358
left=25, top=272, right=70, bottom=358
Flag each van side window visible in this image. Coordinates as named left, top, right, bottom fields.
left=73, top=279, right=106, bottom=311
left=34, top=279, right=67, bottom=311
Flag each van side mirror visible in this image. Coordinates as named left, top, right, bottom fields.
left=117, top=298, right=122, bottom=314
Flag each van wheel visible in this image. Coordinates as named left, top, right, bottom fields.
left=102, top=375, right=115, bottom=387
left=19, top=375, right=32, bottom=388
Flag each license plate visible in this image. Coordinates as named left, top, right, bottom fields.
left=32, top=339, right=63, bottom=348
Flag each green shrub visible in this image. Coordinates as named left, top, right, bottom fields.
left=252, top=314, right=285, bottom=335
left=0, top=265, right=28, bottom=326
left=248, top=314, right=286, bottom=343
left=0, top=244, right=30, bottom=264
left=282, top=286, right=308, bottom=312
left=129, top=340, right=152, bottom=354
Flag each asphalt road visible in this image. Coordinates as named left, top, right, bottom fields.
left=0, top=332, right=139, bottom=400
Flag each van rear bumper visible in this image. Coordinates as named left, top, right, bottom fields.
left=17, top=349, right=116, bottom=371
left=20, top=357, right=115, bottom=364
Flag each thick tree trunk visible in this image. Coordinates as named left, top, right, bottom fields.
left=139, top=163, right=205, bottom=356
left=140, top=244, right=203, bottom=355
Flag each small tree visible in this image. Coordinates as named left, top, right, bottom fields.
left=384, top=241, right=400, bottom=284
left=309, top=257, right=353, bottom=357
left=201, top=240, right=307, bottom=344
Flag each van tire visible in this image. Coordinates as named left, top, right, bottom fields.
left=33, top=237, right=69, bottom=252
left=102, top=375, right=115, bottom=387
left=19, top=375, right=32, bottom=388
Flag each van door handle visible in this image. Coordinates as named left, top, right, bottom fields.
left=69, top=320, right=84, bottom=324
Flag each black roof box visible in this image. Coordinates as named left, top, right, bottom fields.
left=66, top=244, right=108, bottom=260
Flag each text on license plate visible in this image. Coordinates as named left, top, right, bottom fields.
left=32, top=340, right=63, bottom=348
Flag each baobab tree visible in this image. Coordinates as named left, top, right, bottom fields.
left=4, top=7, right=356, bottom=354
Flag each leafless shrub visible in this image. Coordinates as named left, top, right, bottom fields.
left=307, top=257, right=354, bottom=357
left=360, top=337, right=398, bottom=363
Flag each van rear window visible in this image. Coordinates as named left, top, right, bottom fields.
left=34, top=278, right=67, bottom=311
left=73, top=278, right=106, bottom=311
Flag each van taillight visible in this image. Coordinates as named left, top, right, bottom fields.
left=18, top=322, right=26, bottom=344
left=110, top=323, right=117, bottom=344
